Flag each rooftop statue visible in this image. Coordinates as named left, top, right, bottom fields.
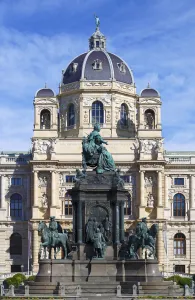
left=82, top=123, right=116, bottom=174
left=94, top=14, right=100, bottom=29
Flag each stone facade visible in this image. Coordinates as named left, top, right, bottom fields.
left=0, top=26, right=194, bottom=275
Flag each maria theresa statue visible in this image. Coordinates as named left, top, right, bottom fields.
left=82, top=124, right=116, bottom=173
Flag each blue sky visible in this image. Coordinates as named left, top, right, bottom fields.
left=0, top=0, right=195, bottom=151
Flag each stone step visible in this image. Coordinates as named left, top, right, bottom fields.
left=139, top=280, right=174, bottom=286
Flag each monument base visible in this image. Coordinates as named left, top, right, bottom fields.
left=29, top=259, right=163, bottom=295
left=35, top=258, right=161, bottom=283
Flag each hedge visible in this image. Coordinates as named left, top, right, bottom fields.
left=164, top=275, right=192, bottom=287
left=4, top=273, right=36, bottom=288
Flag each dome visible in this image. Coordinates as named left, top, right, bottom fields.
left=140, top=86, right=160, bottom=97
left=36, top=88, right=55, bottom=98
left=62, top=50, right=134, bottom=85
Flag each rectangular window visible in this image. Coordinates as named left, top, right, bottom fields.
left=175, top=265, right=185, bottom=273
left=124, top=195, right=131, bottom=215
left=11, top=178, right=22, bottom=186
left=96, top=41, right=100, bottom=47
left=65, top=175, right=75, bottom=183
left=11, top=265, right=22, bottom=272
left=121, top=175, right=130, bottom=183
left=65, top=200, right=72, bottom=215
left=174, top=178, right=184, bottom=185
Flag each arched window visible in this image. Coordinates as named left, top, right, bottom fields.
left=92, top=101, right=104, bottom=125
left=144, top=109, right=155, bottom=129
left=124, top=194, right=131, bottom=215
left=10, top=193, right=22, bottom=219
left=67, top=104, right=75, bottom=128
left=10, top=233, right=22, bottom=255
left=40, top=109, right=50, bottom=129
left=65, top=192, right=72, bottom=216
left=173, top=193, right=185, bottom=217
left=174, top=233, right=186, bottom=255
left=120, top=103, right=128, bottom=126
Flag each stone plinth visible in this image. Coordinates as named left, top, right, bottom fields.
left=32, top=258, right=161, bottom=284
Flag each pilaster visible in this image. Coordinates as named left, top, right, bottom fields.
left=50, top=171, right=57, bottom=216
left=189, top=175, right=195, bottom=220
left=138, top=170, right=146, bottom=218
left=32, top=171, right=39, bottom=219
left=32, top=223, right=39, bottom=273
left=0, top=175, right=6, bottom=209
left=157, top=171, right=164, bottom=219
left=157, top=223, right=164, bottom=271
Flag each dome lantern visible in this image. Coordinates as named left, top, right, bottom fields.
left=89, top=15, right=106, bottom=50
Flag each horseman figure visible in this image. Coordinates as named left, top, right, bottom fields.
left=38, top=218, right=70, bottom=260
left=127, top=218, right=158, bottom=259
left=136, top=217, right=149, bottom=248
left=49, top=216, right=58, bottom=247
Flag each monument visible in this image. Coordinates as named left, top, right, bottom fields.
left=29, top=124, right=176, bottom=297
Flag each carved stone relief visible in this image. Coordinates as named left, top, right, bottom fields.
left=147, top=193, right=154, bottom=208
left=106, top=110, right=111, bottom=123
left=132, top=138, right=164, bottom=160
left=83, top=110, right=89, bottom=123
left=59, top=187, right=66, bottom=198
left=60, top=82, right=80, bottom=92
left=115, top=83, right=134, bottom=93
left=32, top=139, right=57, bottom=155
left=83, top=95, right=111, bottom=106
left=83, top=82, right=111, bottom=87
left=144, top=172, right=157, bottom=208
left=38, top=175, right=49, bottom=187
left=59, top=173, right=65, bottom=186
left=40, top=193, right=48, bottom=209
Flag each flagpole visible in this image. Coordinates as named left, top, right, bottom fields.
left=166, top=221, right=168, bottom=275
left=27, top=221, right=29, bottom=276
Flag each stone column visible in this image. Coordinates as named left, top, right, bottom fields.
left=32, top=223, right=39, bottom=272
left=164, top=174, right=168, bottom=208
left=26, top=175, right=30, bottom=209
left=157, top=171, right=162, bottom=206
left=157, top=224, right=164, bottom=270
left=51, top=171, right=56, bottom=207
left=115, top=202, right=120, bottom=244
left=0, top=175, right=6, bottom=208
left=138, top=170, right=145, bottom=218
left=33, top=171, right=38, bottom=206
left=77, top=201, right=83, bottom=244
left=120, top=202, right=125, bottom=242
left=78, top=96, right=84, bottom=137
left=140, top=171, right=145, bottom=206
left=190, top=175, right=195, bottom=208
left=50, top=171, right=57, bottom=216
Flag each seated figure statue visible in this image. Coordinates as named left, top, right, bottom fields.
left=82, top=123, right=116, bottom=173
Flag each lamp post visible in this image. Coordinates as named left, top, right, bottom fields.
left=31, top=264, right=34, bottom=275
left=162, top=264, right=164, bottom=277
left=21, top=264, right=24, bottom=273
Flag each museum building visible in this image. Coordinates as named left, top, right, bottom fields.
left=0, top=25, right=195, bottom=275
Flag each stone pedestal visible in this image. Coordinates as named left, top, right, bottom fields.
left=69, top=171, right=128, bottom=248
left=29, top=259, right=163, bottom=295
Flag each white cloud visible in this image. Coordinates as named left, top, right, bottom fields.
left=1, top=0, right=195, bottom=151
left=0, top=27, right=86, bottom=150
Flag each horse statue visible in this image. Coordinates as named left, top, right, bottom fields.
left=128, top=223, right=158, bottom=259
left=38, top=221, right=70, bottom=259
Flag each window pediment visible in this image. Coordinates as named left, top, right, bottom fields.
left=117, top=62, right=126, bottom=73
left=92, top=59, right=103, bottom=70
